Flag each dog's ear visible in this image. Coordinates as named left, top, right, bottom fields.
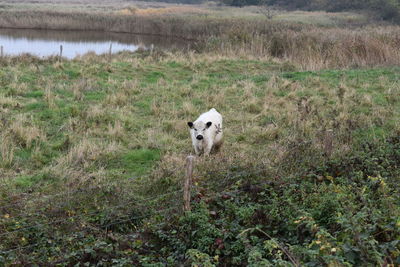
left=187, top=122, right=193, bottom=128
left=206, top=121, right=212, bottom=128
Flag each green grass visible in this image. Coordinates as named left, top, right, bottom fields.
left=1, top=54, right=399, bottom=173
left=282, top=67, right=400, bottom=83
left=1, top=54, right=399, bottom=172
left=14, top=173, right=56, bottom=190
left=0, top=52, right=399, bottom=265
left=107, top=149, right=161, bottom=177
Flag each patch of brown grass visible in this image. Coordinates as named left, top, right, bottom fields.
left=56, top=139, right=120, bottom=170
left=9, top=115, right=46, bottom=149
left=0, top=134, right=14, bottom=168
left=118, top=6, right=207, bottom=16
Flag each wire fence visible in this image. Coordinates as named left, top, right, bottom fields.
left=0, top=164, right=184, bottom=212
left=0, top=205, right=177, bottom=255
left=0, top=173, right=267, bottom=229
left=0, top=156, right=274, bottom=259
left=0, top=173, right=151, bottom=212
left=0, top=187, right=182, bottom=239
left=0, top=179, right=272, bottom=258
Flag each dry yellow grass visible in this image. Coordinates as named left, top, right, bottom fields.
left=9, top=115, right=46, bottom=149
left=118, top=6, right=208, bottom=16
left=54, top=139, right=121, bottom=178
left=0, top=134, right=14, bottom=167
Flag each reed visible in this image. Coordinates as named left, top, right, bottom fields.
left=211, top=26, right=400, bottom=70
left=1, top=10, right=400, bottom=69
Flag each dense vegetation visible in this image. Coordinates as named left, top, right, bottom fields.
left=0, top=0, right=399, bottom=265
left=0, top=50, right=399, bottom=265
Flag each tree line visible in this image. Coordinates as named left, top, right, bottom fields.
left=222, top=0, right=400, bottom=22
left=134, top=0, right=400, bottom=22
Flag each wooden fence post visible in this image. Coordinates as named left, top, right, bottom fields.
left=59, top=45, right=63, bottom=61
left=324, top=129, right=333, bottom=157
left=183, top=155, right=195, bottom=212
left=150, top=44, right=154, bottom=55
left=109, top=43, right=112, bottom=62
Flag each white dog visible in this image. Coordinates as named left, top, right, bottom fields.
left=188, top=108, right=223, bottom=156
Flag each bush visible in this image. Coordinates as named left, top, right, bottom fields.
left=144, top=137, right=400, bottom=266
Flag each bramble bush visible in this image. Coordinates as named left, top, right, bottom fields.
left=136, top=136, right=400, bottom=266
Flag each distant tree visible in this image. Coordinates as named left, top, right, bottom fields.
left=259, top=0, right=277, bottom=19
left=261, top=6, right=275, bottom=19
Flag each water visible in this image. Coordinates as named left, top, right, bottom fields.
left=0, top=28, right=190, bottom=59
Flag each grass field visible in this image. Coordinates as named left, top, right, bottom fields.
left=0, top=51, right=399, bottom=265
left=0, top=0, right=399, bottom=265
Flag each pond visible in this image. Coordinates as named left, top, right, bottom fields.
left=0, top=28, right=191, bottom=59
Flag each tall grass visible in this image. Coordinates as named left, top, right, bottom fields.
left=211, top=26, right=400, bottom=70
left=1, top=11, right=400, bottom=69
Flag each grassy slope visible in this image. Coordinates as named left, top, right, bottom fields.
left=0, top=51, right=399, bottom=265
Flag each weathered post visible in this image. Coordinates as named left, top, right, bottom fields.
left=1, top=46, right=3, bottom=57
left=109, top=43, right=112, bottom=62
left=183, top=155, right=195, bottom=212
left=324, top=129, right=333, bottom=157
left=59, top=45, right=63, bottom=61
